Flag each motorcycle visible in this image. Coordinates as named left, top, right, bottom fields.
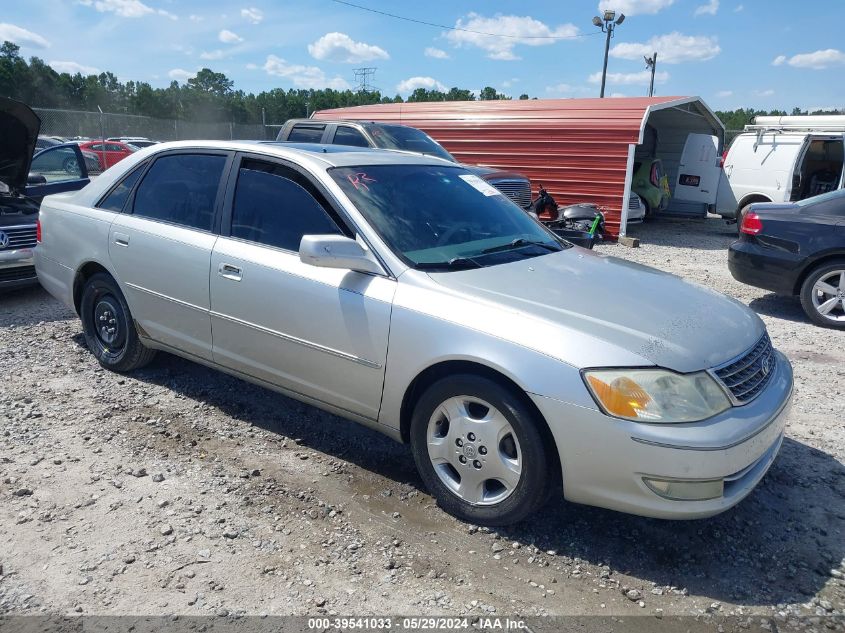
left=531, top=185, right=606, bottom=249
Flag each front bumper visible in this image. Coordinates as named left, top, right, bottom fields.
left=531, top=350, right=793, bottom=519
left=0, top=247, right=38, bottom=291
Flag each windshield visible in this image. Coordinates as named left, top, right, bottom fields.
left=330, top=164, right=566, bottom=270
left=365, top=125, right=455, bottom=162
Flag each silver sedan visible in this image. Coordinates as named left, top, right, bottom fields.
left=34, top=141, right=792, bottom=526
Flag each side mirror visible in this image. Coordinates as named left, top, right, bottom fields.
left=27, top=173, right=48, bottom=186
left=299, top=235, right=384, bottom=275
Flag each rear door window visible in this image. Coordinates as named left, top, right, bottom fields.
left=332, top=126, right=370, bottom=148
left=131, top=153, right=226, bottom=231
left=229, top=158, right=343, bottom=251
left=97, top=161, right=147, bottom=212
left=287, top=124, right=325, bottom=143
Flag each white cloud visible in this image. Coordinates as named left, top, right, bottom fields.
left=396, top=76, right=447, bottom=94
left=598, top=0, right=674, bottom=16
left=200, top=49, right=226, bottom=60
left=610, top=93, right=628, bottom=98
left=772, top=55, right=786, bottom=66
left=241, top=7, right=263, bottom=24
left=588, top=70, right=669, bottom=85
left=785, top=49, right=845, bottom=69
left=0, top=23, right=50, bottom=48
left=219, top=29, right=243, bottom=44
left=77, top=0, right=154, bottom=18
left=168, top=68, right=194, bottom=81
left=734, top=4, right=744, bottom=11
left=189, top=14, right=203, bottom=22
left=546, top=83, right=574, bottom=94
left=716, top=89, right=733, bottom=97
left=262, top=55, right=349, bottom=89
left=610, top=32, right=721, bottom=64
left=754, top=89, right=775, bottom=97
left=444, top=13, right=578, bottom=61
left=157, top=8, right=177, bottom=20
left=49, top=60, right=100, bottom=75
left=245, top=62, right=258, bottom=70
left=424, top=47, right=450, bottom=59
left=694, top=0, right=719, bottom=16
left=308, top=32, right=389, bottom=63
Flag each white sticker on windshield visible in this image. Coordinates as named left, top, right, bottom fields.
left=459, top=174, right=503, bottom=197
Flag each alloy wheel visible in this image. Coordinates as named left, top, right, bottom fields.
left=426, top=396, right=522, bottom=506
left=811, top=269, right=845, bottom=323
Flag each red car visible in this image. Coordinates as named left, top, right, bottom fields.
left=78, top=140, right=137, bottom=169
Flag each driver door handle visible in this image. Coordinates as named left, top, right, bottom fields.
left=114, top=232, right=130, bottom=247
left=218, top=262, right=242, bottom=281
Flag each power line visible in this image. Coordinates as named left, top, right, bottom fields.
left=327, top=0, right=602, bottom=40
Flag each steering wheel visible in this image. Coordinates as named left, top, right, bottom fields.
left=435, top=222, right=474, bottom=247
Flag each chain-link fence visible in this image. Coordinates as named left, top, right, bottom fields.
left=33, top=107, right=272, bottom=142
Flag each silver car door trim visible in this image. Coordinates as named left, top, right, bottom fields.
left=209, top=309, right=382, bottom=369
left=124, top=282, right=209, bottom=314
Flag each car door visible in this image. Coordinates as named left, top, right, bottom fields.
left=25, top=144, right=90, bottom=201
left=107, top=143, right=132, bottom=166
left=209, top=153, right=395, bottom=420
left=674, top=133, right=721, bottom=206
left=107, top=150, right=231, bottom=361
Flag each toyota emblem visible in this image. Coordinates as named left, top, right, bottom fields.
left=0, top=231, right=9, bottom=249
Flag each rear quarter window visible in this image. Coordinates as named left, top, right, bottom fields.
left=96, top=161, right=148, bottom=212
left=287, top=125, right=325, bottom=143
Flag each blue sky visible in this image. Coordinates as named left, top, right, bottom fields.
left=2, top=0, right=844, bottom=112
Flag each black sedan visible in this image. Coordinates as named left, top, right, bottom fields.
left=729, top=189, right=845, bottom=329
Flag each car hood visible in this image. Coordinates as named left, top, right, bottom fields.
left=427, top=248, right=765, bottom=373
left=0, top=97, right=40, bottom=191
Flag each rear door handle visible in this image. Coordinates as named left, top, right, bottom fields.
left=218, top=262, right=242, bottom=281
left=114, top=232, right=130, bottom=247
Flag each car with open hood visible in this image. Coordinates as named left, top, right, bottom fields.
left=34, top=140, right=792, bottom=525
left=1, top=97, right=90, bottom=291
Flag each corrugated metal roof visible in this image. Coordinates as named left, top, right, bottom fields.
left=313, top=97, right=708, bottom=237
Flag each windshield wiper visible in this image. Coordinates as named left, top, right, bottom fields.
left=416, top=256, right=482, bottom=271
left=481, top=238, right=562, bottom=255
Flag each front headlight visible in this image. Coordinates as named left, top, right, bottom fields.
left=583, top=368, right=731, bottom=423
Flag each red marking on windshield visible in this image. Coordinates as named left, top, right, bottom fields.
left=347, top=172, right=377, bottom=191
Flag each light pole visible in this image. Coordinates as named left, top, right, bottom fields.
left=644, top=52, right=658, bottom=97
left=592, top=10, right=625, bottom=98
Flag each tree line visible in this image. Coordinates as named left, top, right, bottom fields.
left=1, top=41, right=841, bottom=128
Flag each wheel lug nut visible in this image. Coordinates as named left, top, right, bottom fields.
left=467, top=432, right=476, bottom=441
left=473, top=460, right=482, bottom=469
left=479, top=446, right=487, bottom=455
left=455, top=438, right=463, bottom=447
left=459, top=455, right=467, bottom=464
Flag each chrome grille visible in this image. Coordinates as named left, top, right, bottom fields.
left=628, top=193, right=641, bottom=210
left=0, top=224, right=37, bottom=250
left=713, top=333, right=775, bottom=404
left=489, top=179, right=532, bottom=209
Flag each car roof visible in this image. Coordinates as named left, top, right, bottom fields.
left=287, top=119, right=410, bottom=130
left=139, top=139, right=456, bottom=168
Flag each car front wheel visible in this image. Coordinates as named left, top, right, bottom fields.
left=799, top=260, right=845, bottom=329
left=410, top=374, right=555, bottom=526
left=80, top=273, right=157, bottom=371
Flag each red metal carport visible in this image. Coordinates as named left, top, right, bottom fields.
left=313, top=97, right=724, bottom=238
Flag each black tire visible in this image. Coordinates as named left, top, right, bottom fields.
left=80, top=273, right=157, bottom=371
left=409, top=374, right=556, bottom=526
left=799, top=260, right=845, bottom=330
left=62, top=156, right=79, bottom=174
left=641, top=200, right=652, bottom=222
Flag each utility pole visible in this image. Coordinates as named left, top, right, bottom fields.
left=645, top=52, right=658, bottom=97
left=591, top=10, right=626, bottom=98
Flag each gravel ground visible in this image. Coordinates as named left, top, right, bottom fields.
left=0, top=216, right=843, bottom=622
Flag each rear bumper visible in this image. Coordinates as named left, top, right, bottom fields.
left=0, top=248, right=38, bottom=291
left=728, top=240, right=802, bottom=295
left=531, top=350, right=793, bottom=519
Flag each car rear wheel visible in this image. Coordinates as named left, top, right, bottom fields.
left=799, top=261, right=845, bottom=329
left=410, top=374, right=554, bottom=526
left=80, top=273, right=157, bottom=371
left=62, top=156, right=79, bottom=174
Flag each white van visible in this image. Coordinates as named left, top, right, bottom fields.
left=715, top=116, right=845, bottom=218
